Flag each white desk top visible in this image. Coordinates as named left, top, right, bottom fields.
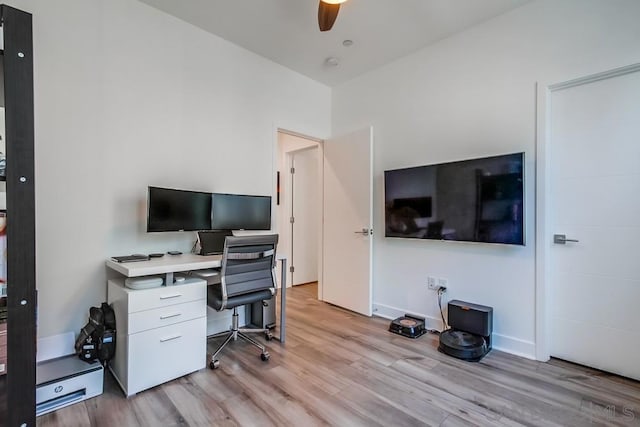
left=106, top=252, right=287, bottom=278
left=106, top=252, right=288, bottom=343
left=106, top=253, right=222, bottom=278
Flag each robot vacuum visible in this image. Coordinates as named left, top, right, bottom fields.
left=389, top=314, right=427, bottom=339
left=438, top=300, right=493, bottom=362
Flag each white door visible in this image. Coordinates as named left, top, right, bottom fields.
left=548, top=66, right=640, bottom=380
left=322, top=127, right=373, bottom=316
left=291, top=147, right=319, bottom=286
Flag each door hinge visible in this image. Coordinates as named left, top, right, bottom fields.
left=289, top=266, right=295, bottom=273
left=290, top=167, right=295, bottom=174
left=290, top=217, right=295, bottom=224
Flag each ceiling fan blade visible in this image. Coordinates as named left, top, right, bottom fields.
left=318, top=1, right=340, bottom=32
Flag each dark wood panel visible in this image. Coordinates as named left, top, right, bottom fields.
left=37, top=284, right=640, bottom=426
left=0, top=373, right=6, bottom=422
left=2, top=4, right=37, bottom=426
left=0, top=52, right=4, bottom=108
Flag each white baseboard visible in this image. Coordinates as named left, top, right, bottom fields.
left=373, top=302, right=536, bottom=360
left=37, top=331, right=76, bottom=362
left=492, top=334, right=536, bottom=360
left=373, top=302, right=444, bottom=331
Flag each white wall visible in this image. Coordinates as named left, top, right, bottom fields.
left=7, top=0, right=330, bottom=338
left=332, top=0, right=640, bottom=358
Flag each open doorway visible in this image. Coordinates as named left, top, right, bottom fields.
left=276, top=130, right=322, bottom=298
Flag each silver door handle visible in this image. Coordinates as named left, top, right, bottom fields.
left=354, top=228, right=372, bottom=235
left=554, top=234, right=579, bottom=244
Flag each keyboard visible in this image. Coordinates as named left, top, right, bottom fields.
left=111, top=254, right=150, bottom=263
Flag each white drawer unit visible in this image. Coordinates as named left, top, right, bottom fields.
left=128, top=299, right=206, bottom=334
left=108, top=277, right=206, bottom=397
left=128, top=317, right=206, bottom=394
left=127, top=282, right=205, bottom=313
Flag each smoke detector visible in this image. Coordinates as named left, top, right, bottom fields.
left=325, top=57, right=339, bottom=67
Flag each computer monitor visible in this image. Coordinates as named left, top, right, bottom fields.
left=197, top=230, right=233, bottom=255
left=211, top=193, right=271, bottom=230
left=147, top=186, right=212, bottom=232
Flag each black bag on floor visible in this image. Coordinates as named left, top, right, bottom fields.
left=75, top=302, right=116, bottom=365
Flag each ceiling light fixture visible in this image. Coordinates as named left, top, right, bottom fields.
left=342, top=39, right=353, bottom=47
left=325, top=57, right=339, bottom=67
left=318, top=0, right=348, bottom=32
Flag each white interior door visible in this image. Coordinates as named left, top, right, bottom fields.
left=322, top=127, right=373, bottom=316
left=291, top=147, right=319, bottom=286
left=548, top=66, right=640, bottom=380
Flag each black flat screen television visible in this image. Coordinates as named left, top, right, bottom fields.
left=384, top=152, right=524, bottom=245
left=211, top=193, right=271, bottom=230
left=147, top=186, right=212, bottom=232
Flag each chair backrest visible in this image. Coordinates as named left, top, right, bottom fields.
left=220, top=234, right=279, bottom=302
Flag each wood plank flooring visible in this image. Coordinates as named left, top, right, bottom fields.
left=37, top=283, right=640, bottom=426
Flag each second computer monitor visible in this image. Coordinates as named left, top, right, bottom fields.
left=211, top=193, right=271, bottom=231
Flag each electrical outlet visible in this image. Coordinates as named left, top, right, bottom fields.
left=427, top=276, right=437, bottom=290
left=438, top=278, right=448, bottom=290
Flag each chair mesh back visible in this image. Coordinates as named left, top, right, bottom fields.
left=221, top=234, right=278, bottom=299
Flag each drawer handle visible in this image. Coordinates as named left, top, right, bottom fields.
left=160, top=313, right=182, bottom=320
left=159, top=293, right=182, bottom=300
left=160, top=334, right=182, bottom=343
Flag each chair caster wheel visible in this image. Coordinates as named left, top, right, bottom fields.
left=209, top=359, right=220, bottom=370
left=265, top=332, right=274, bottom=341
left=260, top=352, right=270, bottom=362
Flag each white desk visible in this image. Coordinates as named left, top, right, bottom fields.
left=105, top=253, right=288, bottom=343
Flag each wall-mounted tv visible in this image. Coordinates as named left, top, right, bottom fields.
left=211, top=193, right=271, bottom=231
left=384, top=153, right=524, bottom=245
left=147, top=186, right=212, bottom=232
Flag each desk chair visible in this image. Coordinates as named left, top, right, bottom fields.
left=207, top=234, right=278, bottom=369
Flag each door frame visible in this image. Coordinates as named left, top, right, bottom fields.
left=273, top=127, right=324, bottom=299
left=535, top=62, right=640, bottom=361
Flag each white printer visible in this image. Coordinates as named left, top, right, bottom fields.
left=35, top=332, right=103, bottom=416
left=36, top=356, right=103, bottom=416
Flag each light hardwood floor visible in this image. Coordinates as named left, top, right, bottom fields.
left=37, top=283, right=640, bottom=426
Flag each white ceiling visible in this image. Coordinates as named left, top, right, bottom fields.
left=138, top=0, right=531, bottom=86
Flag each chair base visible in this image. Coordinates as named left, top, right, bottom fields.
left=207, top=306, right=272, bottom=369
